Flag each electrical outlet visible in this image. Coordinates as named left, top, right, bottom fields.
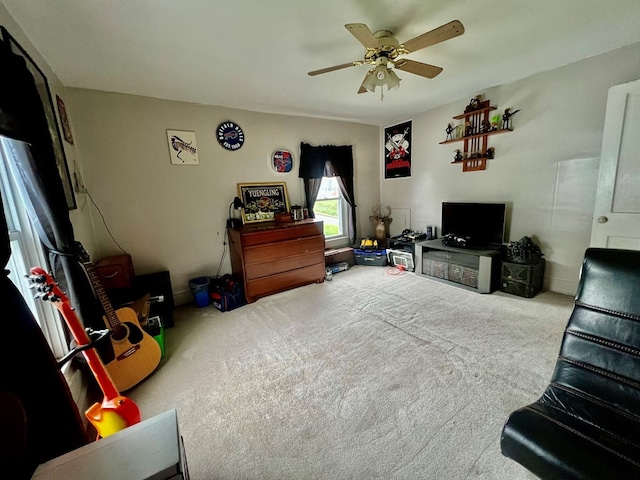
left=73, top=171, right=88, bottom=194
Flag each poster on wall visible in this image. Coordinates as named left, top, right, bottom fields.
left=384, top=120, right=412, bottom=179
left=167, top=130, right=199, bottom=165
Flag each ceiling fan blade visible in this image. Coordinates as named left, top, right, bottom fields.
left=402, top=20, right=464, bottom=53
left=345, top=23, right=380, bottom=50
left=308, top=62, right=359, bottom=76
left=357, top=71, right=369, bottom=94
left=394, top=59, right=443, bottom=78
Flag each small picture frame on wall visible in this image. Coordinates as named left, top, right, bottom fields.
left=237, top=182, right=290, bottom=224
left=270, top=150, right=293, bottom=173
left=56, top=95, right=74, bottom=144
left=167, top=130, right=199, bottom=165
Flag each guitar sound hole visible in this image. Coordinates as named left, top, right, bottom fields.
left=124, top=322, right=144, bottom=343
left=111, top=325, right=128, bottom=341
left=110, top=322, right=144, bottom=343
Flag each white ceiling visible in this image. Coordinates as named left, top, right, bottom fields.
left=4, top=0, right=640, bottom=126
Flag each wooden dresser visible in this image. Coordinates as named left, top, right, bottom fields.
left=228, top=219, right=326, bottom=303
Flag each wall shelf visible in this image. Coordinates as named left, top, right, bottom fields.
left=439, top=128, right=512, bottom=145
left=442, top=98, right=513, bottom=172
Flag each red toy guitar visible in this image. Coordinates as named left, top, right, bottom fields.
left=29, top=267, right=141, bottom=438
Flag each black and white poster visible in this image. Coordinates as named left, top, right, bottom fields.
left=384, top=120, right=412, bottom=179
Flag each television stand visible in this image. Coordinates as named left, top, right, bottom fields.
left=414, top=239, right=501, bottom=293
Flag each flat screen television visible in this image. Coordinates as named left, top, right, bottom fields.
left=441, top=202, right=506, bottom=248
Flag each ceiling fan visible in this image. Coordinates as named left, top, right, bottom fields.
left=308, top=20, right=464, bottom=98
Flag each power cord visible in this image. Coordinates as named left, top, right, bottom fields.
left=215, top=228, right=228, bottom=278
left=86, top=191, right=129, bottom=255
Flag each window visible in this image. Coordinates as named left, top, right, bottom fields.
left=313, top=176, right=349, bottom=248
left=0, top=136, right=68, bottom=359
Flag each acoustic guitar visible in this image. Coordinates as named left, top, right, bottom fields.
left=77, top=244, right=162, bottom=392
left=29, top=267, right=141, bottom=438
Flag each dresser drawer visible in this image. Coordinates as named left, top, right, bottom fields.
left=246, top=262, right=325, bottom=301
left=244, top=235, right=324, bottom=265
left=228, top=220, right=325, bottom=304
left=245, top=250, right=324, bottom=280
left=241, top=222, right=323, bottom=247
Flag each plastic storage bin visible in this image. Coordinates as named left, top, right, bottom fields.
left=354, top=249, right=387, bottom=266
left=189, top=276, right=210, bottom=307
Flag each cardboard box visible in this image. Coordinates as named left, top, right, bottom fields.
left=33, top=409, right=187, bottom=479
left=94, top=255, right=134, bottom=290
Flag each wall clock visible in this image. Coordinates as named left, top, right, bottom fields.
left=216, top=121, right=245, bottom=151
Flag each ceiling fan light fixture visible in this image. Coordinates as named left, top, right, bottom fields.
left=363, top=64, right=401, bottom=93
left=362, top=68, right=379, bottom=93
left=386, top=68, right=401, bottom=91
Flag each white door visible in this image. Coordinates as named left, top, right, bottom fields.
left=590, top=79, right=640, bottom=249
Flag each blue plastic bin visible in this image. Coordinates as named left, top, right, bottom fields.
left=189, top=276, right=210, bottom=307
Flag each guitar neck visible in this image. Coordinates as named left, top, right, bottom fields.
left=58, top=301, right=120, bottom=400
left=83, top=261, right=121, bottom=330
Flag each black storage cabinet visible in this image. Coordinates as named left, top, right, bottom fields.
left=499, top=259, right=545, bottom=298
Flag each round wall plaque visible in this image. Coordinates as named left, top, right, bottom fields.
left=216, top=121, right=245, bottom=151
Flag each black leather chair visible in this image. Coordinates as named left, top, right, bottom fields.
left=501, top=248, right=640, bottom=479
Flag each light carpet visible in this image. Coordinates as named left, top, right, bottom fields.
left=130, top=265, right=574, bottom=480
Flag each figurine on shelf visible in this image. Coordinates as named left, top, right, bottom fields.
left=465, top=121, right=474, bottom=137
left=502, top=108, right=520, bottom=130
left=445, top=123, right=454, bottom=141
left=464, top=95, right=482, bottom=113
left=485, top=147, right=495, bottom=159
left=480, top=119, right=491, bottom=133
left=491, top=114, right=501, bottom=131
left=454, top=149, right=463, bottom=162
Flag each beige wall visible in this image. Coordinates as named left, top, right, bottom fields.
left=65, top=90, right=379, bottom=304
left=380, top=41, right=640, bottom=295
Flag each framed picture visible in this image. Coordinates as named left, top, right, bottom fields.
left=237, top=182, right=290, bottom=224
left=270, top=150, right=293, bottom=173
left=167, top=130, right=199, bottom=165
left=56, top=95, right=74, bottom=144
left=2, top=27, right=77, bottom=209
left=384, top=120, right=412, bottom=179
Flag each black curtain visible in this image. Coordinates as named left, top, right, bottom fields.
left=299, top=142, right=357, bottom=244
left=0, top=34, right=94, bottom=476
left=0, top=201, right=88, bottom=477
left=0, top=35, right=102, bottom=330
